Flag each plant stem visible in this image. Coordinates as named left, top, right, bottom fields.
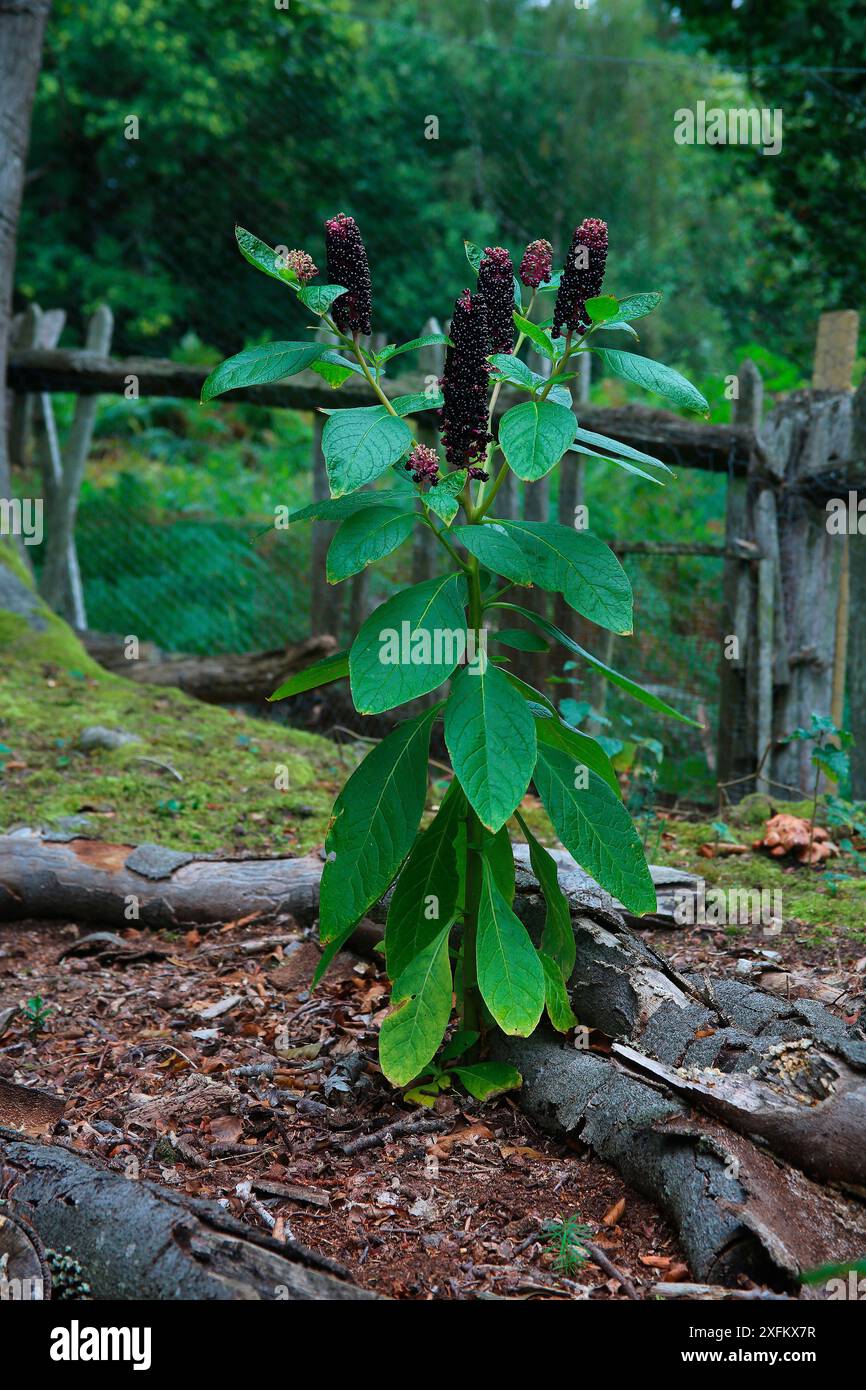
left=460, top=554, right=486, bottom=1049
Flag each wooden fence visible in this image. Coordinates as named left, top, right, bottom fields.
left=5, top=309, right=865, bottom=801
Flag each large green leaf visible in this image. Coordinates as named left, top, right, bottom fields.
left=298, top=283, right=347, bottom=316
left=290, top=488, right=414, bottom=524
left=234, top=226, right=298, bottom=287
left=477, top=859, right=545, bottom=1036
left=498, top=400, right=576, bottom=481
left=444, top=664, right=536, bottom=832
left=322, top=406, right=414, bottom=497
left=350, top=573, right=467, bottom=714
left=202, top=342, right=325, bottom=402
left=592, top=349, right=708, bottom=414
left=611, top=291, right=662, bottom=322
left=539, top=951, right=578, bottom=1032
left=485, top=824, right=516, bottom=902
left=319, top=704, right=439, bottom=943
left=268, top=650, right=348, bottom=702
left=492, top=628, right=549, bottom=653
left=572, top=426, right=673, bottom=477
left=451, top=1061, right=523, bottom=1100
left=533, top=742, right=656, bottom=914
left=327, top=506, right=415, bottom=583
left=493, top=602, right=701, bottom=726
left=391, top=390, right=444, bottom=416
left=499, top=521, right=632, bottom=633
left=379, top=925, right=453, bottom=1086
left=377, top=333, right=452, bottom=363
left=534, top=715, right=620, bottom=796
left=452, top=522, right=532, bottom=586
left=515, top=811, right=575, bottom=977
left=513, top=314, right=555, bottom=359
left=385, top=782, right=466, bottom=981
left=584, top=295, right=619, bottom=323
left=488, top=354, right=537, bottom=391
left=425, top=471, right=466, bottom=527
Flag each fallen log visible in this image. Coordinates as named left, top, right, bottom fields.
left=0, top=1135, right=377, bottom=1300
left=80, top=632, right=338, bottom=706
left=0, top=832, right=701, bottom=931
left=3, top=830, right=864, bottom=1292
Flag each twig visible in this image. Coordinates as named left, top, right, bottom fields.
left=339, top=1116, right=449, bottom=1156
left=583, top=1241, right=640, bottom=1301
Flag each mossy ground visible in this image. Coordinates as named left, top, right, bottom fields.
left=1, top=547, right=343, bottom=854
left=650, top=794, right=866, bottom=946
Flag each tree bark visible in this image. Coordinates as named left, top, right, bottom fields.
left=0, top=0, right=51, bottom=502
left=0, top=1136, right=377, bottom=1300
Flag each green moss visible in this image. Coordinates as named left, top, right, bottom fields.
left=655, top=815, right=866, bottom=942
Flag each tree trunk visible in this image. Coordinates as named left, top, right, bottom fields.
left=0, top=1136, right=377, bottom=1300
left=80, top=629, right=338, bottom=706
left=0, top=0, right=51, bottom=502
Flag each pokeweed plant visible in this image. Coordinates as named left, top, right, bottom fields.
left=203, top=214, right=707, bottom=1097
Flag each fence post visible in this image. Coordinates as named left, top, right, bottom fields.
left=849, top=377, right=866, bottom=799
left=40, top=303, right=114, bottom=627
left=762, top=311, right=858, bottom=795
left=716, top=358, right=763, bottom=797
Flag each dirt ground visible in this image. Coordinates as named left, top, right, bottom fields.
left=3, top=878, right=862, bottom=1302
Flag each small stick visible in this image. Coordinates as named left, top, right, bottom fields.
left=339, top=1116, right=449, bottom=1157
left=583, top=1241, right=640, bottom=1301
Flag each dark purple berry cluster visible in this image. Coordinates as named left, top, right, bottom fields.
left=439, top=289, right=493, bottom=471
left=324, top=212, right=373, bottom=336
left=552, top=218, right=608, bottom=337
left=477, top=246, right=515, bottom=354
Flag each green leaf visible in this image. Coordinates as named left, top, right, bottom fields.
left=498, top=400, right=576, bottom=482
left=323, top=406, right=414, bottom=497
left=515, top=812, right=574, bottom=978
left=452, top=522, right=532, bottom=586
left=493, top=602, right=701, bottom=727
left=378, top=333, right=451, bottom=363
left=201, top=341, right=325, bottom=402
left=539, top=951, right=578, bottom=1032
left=533, top=742, right=656, bottom=914
left=534, top=715, right=621, bottom=796
left=350, top=573, right=468, bottom=714
left=327, top=506, right=415, bottom=583
left=441, top=1029, right=479, bottom=1063
left=584, top=295, right=619, bottom=323
left=513, top=313, right=556, bottom=359
left=379, top=925, right=453, bottom=1086
left=499, top=521, right=632, bottom=634
left=268, top=650, right=348, bottom=702
left=464, top=240, right=483, bottom=273
left=572, top=426, right=674, bottom=477
left=385, top=782, right=466, bottom=981
left=451, top=1061, right=523, bottom=1101
left=290, top=489, right=415, bottom=524
left=298, top=283, right=347, bottom=316
left=538, top=270, right=562, bottom=293
left=319, top=704, right=439, bottom=945
left=485, top=823, right=516, bottom=902
left=593, top=349, right=708, bottom=414
left=596, top=320, right=640, bottom=341
left=391, top=390, right=444, bottom=416
left=477, top=859, right=545, bottom=1035
left=569, top=444, right=665, bottom=487
left=309, top=356, right=356, bottom=388
left=234, top=226, right=298, bottom=287
left=425, top=471, right=466, bottom=527
left=444, top=663, right=536, bottom=832
left=488, top=354, right=537, bottom=391
left=613, top=292, right=663, bottom=322
left=492, top=628, right=549, bottom=653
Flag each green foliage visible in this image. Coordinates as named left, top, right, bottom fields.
left=24, top=995, right=52, bottom=1039
left=208, top=211, right=703, bottom=1089
left=544, top=1216, right=593, bottom=1274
